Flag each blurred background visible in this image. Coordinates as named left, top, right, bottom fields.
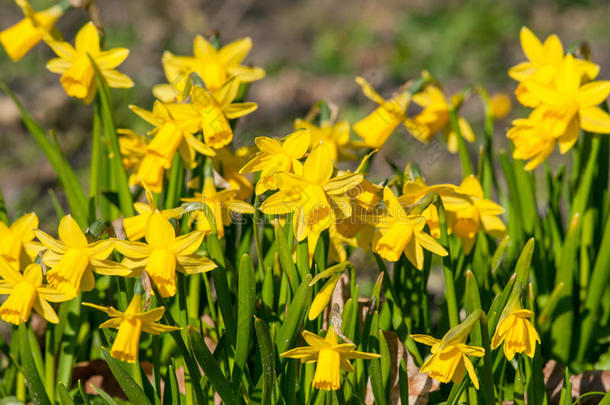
left=1, top=0, right=610, bottom=227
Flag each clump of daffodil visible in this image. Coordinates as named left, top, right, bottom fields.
left=46, top=21, right=134, bottom=103
left=412, top=311, right=485, bottom=389
left=0, top=0, right=65, bottom=62
left=0, top=212, right=43, bottom=269
left=308, top=262, right=349, bottom=320
left=0, top=260, right=67, bottom=325
left=240, top=129, right=311, bottom=195
left=508, top=26, right=599, bottom=108
left=122, top=185, right=183, bottom=241
left=280, top=325, right=380, bottom=391
left=372, top=186, right=447, bottom=269
left=409, top=84, right=475, bottom=153
left=84, top=294, right=180, bottom=363
left=353, top=77, right=423, bottom=148
left=294, top=110, right=358, bottom=161
left=182, top=169, right=254, bottom=238
left=35, top=215, right=130, bottom=298
left=260, top=143, right=363, bottom=260
left=492, top=299, right=540, bottom=361
left=443, top=175, right=506, bottom=254
left=153, top=35, right=265, bottom=101
left=115, top=211, right=216, bottom=297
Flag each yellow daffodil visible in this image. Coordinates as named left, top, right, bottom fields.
left=294, top=117, right=357, bottom=161
left=130, top=100, right=216, bottom=167
left=443, top=175, right=506, bottom=254
left=122, top=186, right=183, bottom=241
left=0, top=212, right=43, bottom=268
left=182, top=176, right=254, bottom=238
left=260, top=143, right=363, bottom=260
left=0, top=0, right=64, bottom=62
left=84, top=294, right=180, bottom=363
left=521, top=55, right=610, bottom=151
left=489, top=93, right=512, bottom=119
left=35, top=215, right=130, bottom=298
left=118, top=129, right=149, bottom=187
left=180, top=78, right=258, bottom=149
left=412, top=333, right=484, bottom=389
left=509, top=27, right=599, bottom=108
left=240, top=129, right=310, bottom=194
left=280, top=325, right=380, bottom=391
left=409, top=85, right=475, bottom=153
left=372, top=186, right=447, bottom=268
left=412, top=311, right=485, bottom=389
left=46, top=22, right=134, bottom=103
left=115, top=212, right=216, bottom=297
left=353, top=77, right=422, bottom=148
left=154, top=35, right=265, bottom=101
left=492, top=303, right=540, bottom=361
left=0, top=260, right=67, bottom=325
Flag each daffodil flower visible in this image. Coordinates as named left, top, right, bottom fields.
left=0, top=0, right=64, bottom=62
left=35, top=215, right=130, bottom=298
left=372, top=186, right=447, bottom=268
left=179, top=78, right=258, bottom=149
left=154, top=35, right=265, bottom=101
left=443, top=175, right=506, bottom=254
left=0, top=212, right=43, bottom=268
left=509, top=26, right=599, bottom=108
left=410, top=85, right=475, bottom=153
left=240, top=129, right=311, bottom=195
left=118, top=129, right=149, bottom=187
left=294, top=117, right=358, bottom=161
left=353, top=77, right=423, bottom=148
left=182, top=176, right=254, bottom=238
left=491, top=304, right=540, bottom=361
left=308, top=262, right=349, bottom=320
left=46, top=21, right=134, bottom=103
left=84, top=294, right=180, bottom=363
left=522, top=55, right=610, bottom=152
left=507, top=108, right=561, bottom=170
left=211, top=146, right=255, bottom=201
left=115, top=212, right=216, bottom=297
left=0, top=260, right=67, bottom=325
left=280, top=326, right=380, bottom=391
left=411, top=334, right=485, bottom=389
left=260, top=143, right=363, bottom=261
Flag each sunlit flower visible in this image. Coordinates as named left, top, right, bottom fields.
left=115, top=212, right=216, bottom=297
left=489, top=93, right=512, bottom=119
left=353, top=77, right=422, bottom=148
left=35, top=215, right=130, bottom=298
left=182, top=176, right=254, bottom=238
left=410, top=85, right=475, bottom=153
left=0, top=0, right=64, bottom=62
left=84, top=294, right=180, bottom=363
left=0, top=260, right=67, bottom=325
left=308, top=263, right=347, bottom=320
left=0, top=212, right=43, bottom=268
left=260, top=143, right=363, bottom=260
left=154, top=35, right=265, bottom=101
left=46, top=21, right=133, bottom=103
left=507, top=108, right=560, bottom=170
left=508, top=26, right=599, bottom=108
left=443, top=175, right=506, bottom=254
left=118, top=129, right=148, bottom=187
left=492, top=303, right=540, bottom=361
left=280, top=325, right=380, bottom=391
left=372, top=186, right=447, bottom=268
left=240, top=129, right=310, bottom=194
left=122, top=186, right=183, bottom=241
left=412, top=312, right=485, bottom=389
left=212, top=146, right=255, bottom=201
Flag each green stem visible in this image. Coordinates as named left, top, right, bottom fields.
left=44, top=326, right=55, bottom=401
left=89, top=100, right=102, bottom=221
left=450, top=108, right=473, bottom=177
left=434, top=195, right=459, bottom=327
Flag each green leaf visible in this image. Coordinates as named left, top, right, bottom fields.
left=162, top=361, right=181, bottom=405
left=368, top=312, right=387, bottom=405
left=254, top=318, right=276, bottom=405
left=90, top=384, right=119, bottom=405
left=18, top=324, right=51, bottom=405
left=276, top=274, right=313, bottom=354
left=56, top=383, right=74, bottom=405
left=188, top=328, right=239, bottom=405
left=275, top=223, right=299, bottom=294
left=100, top=349, right=152, bottom=405
left=232, top=254, right=256, bottom=389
